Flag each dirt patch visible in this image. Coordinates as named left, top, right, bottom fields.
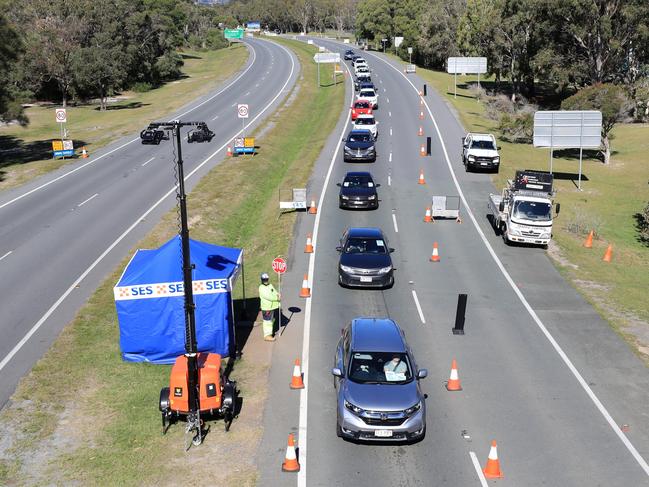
left=546, top=241, right=578, bottom=269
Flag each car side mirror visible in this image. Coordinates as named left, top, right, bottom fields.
left=336, top=246, right=342, bottom=252
left=375, top=183, right=381, bottom=187
left=336, top=183, right=342, bottom=187
left=332, top=367, right=343, bottom=377
left=389, top=248, right=395, bottom=253
left=417, top=369, right=428, bottom=379
left=555, top=203, right=561, bottom=215
left=498, top=202, right=505, bottom=212
left=497, top=146, right=502, bottom=150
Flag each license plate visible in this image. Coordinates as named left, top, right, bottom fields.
left=480, top=162, right=488, bottom=166
left=375, top=429, right=392, bottom=437
left=360, top=276, right=372, bottom=282
left=353, top=200, right=363, bottom=204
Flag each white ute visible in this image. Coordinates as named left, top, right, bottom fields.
left=462, top=133, right=500, bottom=172
left=487, top=170, right=560, bottom=247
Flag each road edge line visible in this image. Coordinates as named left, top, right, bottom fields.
left=469, top=451, right=489, bottom=487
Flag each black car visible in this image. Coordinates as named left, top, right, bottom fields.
left=337, top=227, right=394, bottom=288
left=354, top=74, right=373, bottom=91
left=343, top=130, right=376, bottom=162
left=187, top=122, right=214, bottom=143
left=140, top=126, right=166, bottom=145
left=344, top=49, right=355, bottom=60
left=337, top=172, right=380, bottom=210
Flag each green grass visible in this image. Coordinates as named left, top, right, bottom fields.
left=0, top=45, right=248, bottom=190
left=0, top=38, right=344, bottom=486
left=416, top=66, right=649, bottom=355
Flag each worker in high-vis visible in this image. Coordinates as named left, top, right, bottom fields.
left=258, top=272, right=280, bottom=341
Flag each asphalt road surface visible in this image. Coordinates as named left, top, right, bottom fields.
left=0, top=38, right=299, bottom=408
left=257, top=37, right=649, bottom=486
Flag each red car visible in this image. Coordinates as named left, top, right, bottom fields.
left=351, top=100, right=373, bottom=121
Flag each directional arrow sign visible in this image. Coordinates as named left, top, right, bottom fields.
left=313, top=52, right=341, bottom=64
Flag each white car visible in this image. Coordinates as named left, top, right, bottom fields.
left=352, top=114, right=378, bottom=139
left=357, top=88, right=378, bottom=109
left=354, top=65, right=370, bottom=76
left=352, top=57, right=367, bottom=67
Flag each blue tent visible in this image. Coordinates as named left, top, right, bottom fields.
left=114, top=236, right=243, bottom=364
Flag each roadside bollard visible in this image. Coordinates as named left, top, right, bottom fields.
left=452, top=293, right=468, bottom=335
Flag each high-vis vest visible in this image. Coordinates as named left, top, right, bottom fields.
left=259, top=284, right=280, bottom=311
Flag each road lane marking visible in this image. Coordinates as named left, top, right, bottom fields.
left=77, top=193, right=98, bottom=207
left=383, top=88, right=387, bottom=93
left=211, top=114, right=219, bottom=121
left=0, top=251, right=12, bottom=262
left=297, top=55, right=355, bottom=487
left=231, top=102, right=236, bottom=107
left=388, top=111, right=391, bottom=117
left=389, top=128, right=393, bottom=136
left=370, top=49, right=649, bottom=476
left=0, top=39, right=297, bottom=380
left=411, top=290, right=426, bottom=324
left=389, top=152, right=392, bottom=162
left=392, top=213, right=399, bottom=233
left=245, top=91, right=250, bottom=96
left=141, top=157, right=155, bottom=167
left=469, top=452, right=489, bottom=487
left=0, top=43, right=259, bottom=212
left=386, top=97, right=390, bottom=103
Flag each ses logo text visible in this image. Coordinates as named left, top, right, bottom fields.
left=114, top=279, right=230, bottom=301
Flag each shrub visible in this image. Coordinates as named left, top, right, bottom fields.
left=639, top=201, right=649, bottom=245
left=131, top=82, right=153, bottom=93
left=154, top=51, right=184, bottom=82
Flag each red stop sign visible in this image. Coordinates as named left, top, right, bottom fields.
left=272, top=257, right=287, bottom=274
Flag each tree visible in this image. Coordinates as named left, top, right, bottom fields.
left=0, top=10, right=26, bottom=123
left=417, top=0, right=464, bottom=69
left=291, top=0, right=314, bottom=34
left=561, top=83, right=630, bottom=164
left=355, top=0, right=392, bottom=48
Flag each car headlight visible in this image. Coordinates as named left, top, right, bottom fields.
left=367, top=146, right=375, bottom=153
left=468, top=155, right=475, bottom=161
left=493, top=157, right=500, bottom=163
left=508, top=224, right=521, bottom=236
left=344, top=146, right=353, bottom=153
left=344, top=400, right=364, bottom=414
left=341, top=195, right=349, bottom=200
left=541, top=232, right=550, bottom=239
left=340, top=265, right=355, bottom=273
left=404, top=401, right=421, bottom=416
left=377, top=266, right=392, bottom=274
left=367, top=195, right=376, bottom=200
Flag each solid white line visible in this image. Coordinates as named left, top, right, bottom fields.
left=392, top=213, right=399, bottom=233
left=411, top=290, right=426, bottom=324
left=141, top=157, right=155, bottom=167
left=469, top=451, right=489, bottom=487
left=77, top=193, right=98, bottom=207
left=0, top=44, right=259, bottom=212
left=389, top=152, right=392, bottom=162
left=369, top=50, right=649, bottom=476
left=297, top=53, right=355, bottom=487
left=0, top=251, right=12, bottom=262
left=0, top=39, right=297, bottom=375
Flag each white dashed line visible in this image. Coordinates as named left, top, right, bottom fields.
left=211, top=114, right=219, bottom=121
left=386, top=97, right=390, bottom=103
left=77, top=193, right=98, bottom=207
left=411, top=290, right=426, bottom=324
left=141, top=157, right=155, bottom=167
left=231, top=102, right=236, bottom=107
left=389, top=128, right=393, bottom=136
left=388, top=111, right=391, bottom=117
left=469, top=452, right=489, bottom=487
left=245, top=91, right=250, bottom=96
left=389, top=152, right=392, bottom=162
left=388, top=174, right=391, bottom=186
left=392, top=213, right=399, bottom=233
left=383, top=88, right=387, bottom=93
left=0, top=251, right=12, bottom=262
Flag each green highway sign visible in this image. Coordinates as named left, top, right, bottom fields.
left=224, top=29, right=244, bottom=40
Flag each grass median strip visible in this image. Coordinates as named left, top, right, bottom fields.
left=0, top=37, right=343, bottom=486
left=0, top=45, right=248, bottom=190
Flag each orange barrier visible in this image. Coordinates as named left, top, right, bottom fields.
left=304, top=233, right=314, bottom=253
left=299, top=274, right=311, bottom=298
left=282, top=433, right=300, bottom=472
left=430, top=242, right=440, bottom=262
left=483, top=440, right=503, bottom=478
left=446, top=359, right=462, bottom=391
left=290, top=358, right=305, bottom=389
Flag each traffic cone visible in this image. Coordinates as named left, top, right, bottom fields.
left=420, top=97, right=424, bottom=106
left=420, top=144, right=426, bottom=157
left=290, top=359, right=305, bottom=389
left=226, top=146, right=232, bottom=157
left=299, top=274, right=311, bottom=298
left=418, top=169, right=426, bottom=184
left=304, top=233, right=314, bottom=253
left=430, top=242, right=440, bottom=262
left=281, top=433, right=300, bottom=472
left=418, top=90, right=423, bottom=96
left=308, top=199, right=317, bottom=214
left=419, top=110, right=425, bottom=120
left=424, top=207, right=432, bottom=223
left=446, top=359, right=462, bottom=391
left=418, top=126, right=424, bottom=136
left=583, top=230, right=593, bottom=248
left=81, top=146, right=88, bottom=158
left=602, top=244, right=613, bottom=262
left=483, top=440, right=503, bottom=478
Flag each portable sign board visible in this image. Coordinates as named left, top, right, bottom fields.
left=237, top=104, right=249, bottom=118
left=279, top=188, right=307, bottom=211
left=234, top=136, right=255, bottom=155
left=514, top=170, right=554, bottom=194
left=62, top=139, right=74, bottom=150
left=55, top=108, right=67, bottom=123
left=319, top=46, right=325, bottom=52
left=307, top=39, right=314, bottom=45
left=405, top=64, right=416, bottom=73
left=447, top=57, right=488, bottom=99
left=52, top=140, right=63, bottom=151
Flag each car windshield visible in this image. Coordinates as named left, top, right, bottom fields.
left=343, top=176, right=374, bottom=188
left=513, top=201, right=552, bottom=221
left=355, top=118, right=375, bottom=125
left=354, top=101, right=371, bottom=109
left=348, top=132, right=372, bottom=142
left=359, top=90, right=375, bottom=98
left=471, top=139, right=495, bottom=150
left=348, top=352, right=412, bottom=384
left=344, top=237, right=387, bottom=254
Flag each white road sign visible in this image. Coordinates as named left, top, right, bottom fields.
left=313, top=52, right=341, bottom=64
left=55, top=108, right=67, bottom=123
left=394, top=37, right=404, bottom=48
left=237, top=104, right=249, bottom=119
left=447, top=57, right=488, bottom=74
left=533, top=111, right=602, bottom=148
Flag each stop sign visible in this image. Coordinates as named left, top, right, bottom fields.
left=272, top=257, right=287, bottom=274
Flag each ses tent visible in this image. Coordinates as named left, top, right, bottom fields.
left=114, top=237, right=243, bottom=364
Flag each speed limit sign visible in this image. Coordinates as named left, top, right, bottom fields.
left=237, top=104, right=249, bottom=119
left=55, top=108, right=67, bottom=123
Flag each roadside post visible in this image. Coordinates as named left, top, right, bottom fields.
left=237, top=103, right=249, bottom=132
left=272, top=256, right=287, bottom=335
left=452, top=294, right=468, bottom=335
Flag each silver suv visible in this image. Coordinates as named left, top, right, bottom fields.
left=332, top=318, right=427, bottom=442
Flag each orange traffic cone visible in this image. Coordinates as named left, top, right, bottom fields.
left=430, top=242, right=440, bottom=262
left=418, top=90, right=423, bottom=96
left=420, top=143, right=427, bottom=157
left=418, top=126, right=424, bottom=136
left=226, top=146, right=233, bottom=157
left=602, top=244, right=613, bottom=262
left=299, top=274, right=311, bottom=298
left=483, top=440, right=503, bottom=478
left=446, top=359, right=462, bottom=391
left=420, top=97, right=424, bottom=106
left=281, top=433, right=300, bottom=472
left=418, top=169, right=426, bottom=184
left=81, top=146, right=88, bottom=158
left=304, top=233, right=314, bottom=253
left=419, top=110, right=425, bottom=120
left=424, top=207, right=432, bottom=223
left=583, top=230, right=593, bottom=248
left=290, top=359, right=305, bottom=389
left=308, top=199, right=317, bottom=214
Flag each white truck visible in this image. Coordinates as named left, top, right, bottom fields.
left=461, top=133, right=500, bottom=172
left=487, top=170, right=560, bottom=247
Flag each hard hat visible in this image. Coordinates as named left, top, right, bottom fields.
left=260, top=272, right=270, bottom=282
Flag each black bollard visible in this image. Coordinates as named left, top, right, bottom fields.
left=452, top=293, right=467, bottom=335
left=423, top=84, right=427, bottom=96
left=426, top=136, right=432, bottom=156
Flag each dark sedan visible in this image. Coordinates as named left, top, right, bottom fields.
left=337, top=172, right=380, bottom=210
left=344, top=49, right=355, bottom=60
left=343, top=130, right=376, bottom=162
left=337, top=227, right=394, bottom=288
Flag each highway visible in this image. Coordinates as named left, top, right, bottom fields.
left=258, top=37, right=649, bottom=486
left=0, top=38, right=299, bottom=408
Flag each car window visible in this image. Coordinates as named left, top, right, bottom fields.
left=344, top=237, right=387, bottom=254
left=355, top=118, right=375, bottom=125
left=513, top=201, right=552, bottom=221
left=354, top=101, right=371, bottom=109
left=359, top=90, right=375, bottom=97
left=348, top=351, right=412, bottom=384
left=471, top=139, right=495, bottom=150
left=343, top=176, right=374, bottom=188
left=348, top=132, right=372, bottom=142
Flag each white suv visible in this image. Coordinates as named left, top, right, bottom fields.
left=357, top=88, right=378, bottom=109
left=353, top=114, right=378, bottom=139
